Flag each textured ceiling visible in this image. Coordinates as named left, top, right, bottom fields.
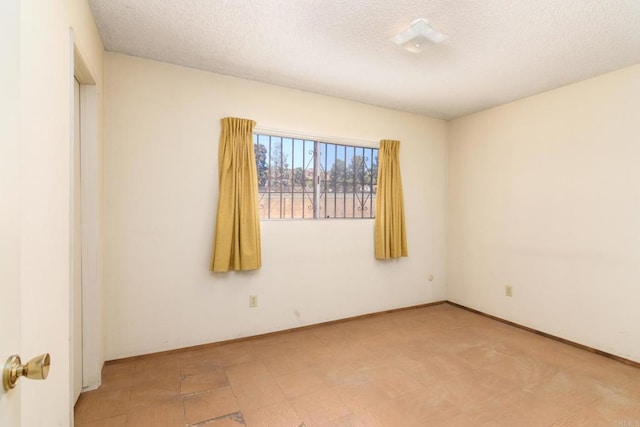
left=89, top=0, right=640, bottom=119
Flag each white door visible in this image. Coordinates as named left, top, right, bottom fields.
left=2, top=1, right=74, bottom=425
left=0, top=0, right=22, bottom=425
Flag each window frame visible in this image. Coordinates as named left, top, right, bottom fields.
left=253, top=128, right=379, bottom=220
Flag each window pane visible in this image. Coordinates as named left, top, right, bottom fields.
left=255, top=133, right=377, bottom=220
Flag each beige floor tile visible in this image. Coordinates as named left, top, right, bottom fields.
left=331, top=378, right=394, bottom=412
left=405, top=353, right=479, bottom=383
left=100, top=371, right=134, bottom=391
left=583, top=389, right=640, bottom=422
left=125, top=396, right=185, bottom=427
left=75, top=388, right=131, bottom=424
left=195, top=414, right=246, bottom=426
left=129, top=377, right=180, bottom=407
left=317, top=413, right=361, bottom=427
left=178, top=349, right=225, bottom=376
left=183, top=386, right=239, bottom=424
left=216, top=341, right=257, bottom=367
left=76, top=414, right=128, bottom=427
left=291, top=388, right=351, bottom=426
left=313, top=364, right=361, bottom=388
left=391, top=386, right=462, bottom=424
left=263, top=351, right=312, bottom=377
left=101, top=362, right=135, bottom=391
left=431, top=411, right=510, bottom=427
left=348, top=354, right=390, bottom=375
left=455, top=340, right=519, bottom=366
left=225, top=360, right=271, bottom=387
left=460, top=389, right=571, bottom=427
left=522, top=368, right=615, bottom=409
left=330, top=344, right=375, bottom=367
left=252, top=336, right=299, bottom=360
left=275, top=368, right=327, bottom=399
left=357, top=403, right=425, bottom=427
left=570, top=355, right=640, bottom=390
left=133, top=355, right=180, bottom=384
left=135, top=354, right=179, bottom=367
left=480, top=352, right=561, bottom=389
left=180, top=369, right=229, bottom=395
left=242, top=400, right=302, bottom=427
left=232, top=375, right=287, bottom=410
left=103, top=361, right=136, bottom=377
left=433, top=371, right=515, bottom=413
left=361, top=366, right=423, bottom=399
left=621, top=379, right=640, bottom=397
left=550, top=408, right=612, bottom=426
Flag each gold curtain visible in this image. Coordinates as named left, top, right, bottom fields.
left=374, top=139, right=408, bottom=259
left=210, top=117, right=261, bottom=272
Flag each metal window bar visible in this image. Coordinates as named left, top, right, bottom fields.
left=267, top=136, right=272, bottom=219
left=367, top=147, right=373, bottom=216
left=359, top=147, right=364, bottom=217
left=311, top=140, right=316, bottom=218
left=316, top=142, right=320, bottom=218
left=352, top=146, right=356, bottom=217
left=357, top=146, right=362, bottom=218
left=302, top=140, right=306, bottom=219
left=279, top=138, right=283, bottom=217
left=326, top=143, right=331, bottom=218
left=290, top=139, right=294, bottom=219
left=363, top=148, right=367, bottom=217
left=372, top=148, right=376, bottom=216
left=345, top=144, right=349, bottom=217
left=305, top=140, right=315, bottom=219
left=324, top=142, right=329, bottom=218
left=324, top=143, right=328, bottom=218
left=369, top=149, right=373, bottom=218
left=360, top=147, right=366, bottom=218
left=340, top=145, right=344, bottom=218
left=320, top=142, right=325, bottom=218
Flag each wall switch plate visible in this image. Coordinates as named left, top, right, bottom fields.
left=249, top=295, right=258, bottom=308
left=505, top=286, right=513, bottom=297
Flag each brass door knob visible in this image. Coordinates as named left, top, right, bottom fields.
left=3, top=353, right=51, bottom=390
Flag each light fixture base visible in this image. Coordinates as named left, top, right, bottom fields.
left=390, top=18, right=447, bottom=53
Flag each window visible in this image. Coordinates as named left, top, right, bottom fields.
left=254, top=133, right=378, bottom=219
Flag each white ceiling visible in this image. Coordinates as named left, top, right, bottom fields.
left=88, top=0, right=640, bottom=119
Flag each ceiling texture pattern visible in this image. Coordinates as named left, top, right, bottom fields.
left=89, top=0, right=640, bottom=119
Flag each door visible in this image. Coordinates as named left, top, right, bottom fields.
left=3, top=1, right=75, bottom=425
left=0, top=0, right=22, bottom=425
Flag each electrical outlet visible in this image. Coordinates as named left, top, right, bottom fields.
left=249, top=295, right=258, bottom=308
left=505, top=286, right=513, bottom=297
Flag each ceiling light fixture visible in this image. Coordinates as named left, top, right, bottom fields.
left=390, top=18, right=447, bottom=53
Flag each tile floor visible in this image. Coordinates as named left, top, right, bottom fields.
left=74, top=303, right=640, bottom=426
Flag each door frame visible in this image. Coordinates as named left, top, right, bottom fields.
left=71, top=32, right=102, bottom=394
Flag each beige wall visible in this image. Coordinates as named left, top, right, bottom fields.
left=104, top=53, right=447, bottom=359
left=447, top=65, right=640, bottom=362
